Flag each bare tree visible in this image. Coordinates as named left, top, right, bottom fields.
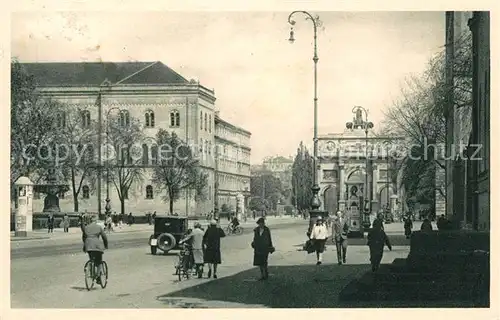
left=104, top=114, right=145, bottom=215
left=381, top=32, right=472, bottom=206
left=151, top=129, right=208, bottom=214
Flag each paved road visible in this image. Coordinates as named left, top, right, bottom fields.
left=11, top=221, right=411, bottom=308
left=11, top=217, right=301, bottom=259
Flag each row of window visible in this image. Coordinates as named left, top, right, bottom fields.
left=217, top=173, right=249, bottom=190
left=200, top=111, right=212, bottom=133
left=55, top=109, right=182, bottom=129
left=34, top=184, right=215, bottom=201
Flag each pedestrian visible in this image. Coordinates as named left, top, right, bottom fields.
left=251, top=217, right=275, bottom=280
left=420, top=217, right=433, bottom=232
left=47, top=214, right=55, bottom=233
left=309, top=216, right=328, bottom=265
left=105, top=215, right=113, bottom=233
left=180, top=222, right=205, bottom=278
left=372, top=213, right=384, bottom=231
left=147, top=212, right=152, bottom=225
left=62, top=213, right=70, bottom=233
left=127, top=212, right=133, bottom=226
left=332, top=212, right=349, bottom=265
left=203, top=219, right=226, bottom=279
left=367, top=218, right=392, bottom=272
left=404, top=214, right=413, bottom=239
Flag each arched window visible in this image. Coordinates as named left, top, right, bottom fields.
left=145, top=110, right=155, bottom=128
left=199, top=138, right=203, bottom=153
left=200, top=111, right=203, bottom=129
left=56, top=111, right=66, bottom=128
left=119, top=110, right=130, bottom=127
left=208, top=141, right=212, bottom=155
left=146, top=185, right=154, bottom=199
left=82, top=185, right=90, bottom=199
left=204, top=113, right=208, bottom=131
left=209, top=115, right=212, bottom=133
left=81, top=110, right=91, bottom=128
left=170, top=110, right=180, bottom=127
left=142, top=144, right=149, bottom=165
left=205, top=140, right=208, bottom=154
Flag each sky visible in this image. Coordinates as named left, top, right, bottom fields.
left=11, top=11, right=446, bottom=164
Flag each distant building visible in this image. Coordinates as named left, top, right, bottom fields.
left=214, top=114, right=251, bottom=211
left=19, top=61, right=251, bottom=216
left=262, top=156, right=293, bottom=192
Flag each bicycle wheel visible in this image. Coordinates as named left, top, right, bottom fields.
left=84, top=260, right=95, bottom=291
left=100, top=261, right=108, bottom=288
left=235, top=226, right=243, bottom=235
left=225, top=226, right=232, bottom=235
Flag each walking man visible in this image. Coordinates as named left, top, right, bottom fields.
left=332, top=211, right=349, bottom=265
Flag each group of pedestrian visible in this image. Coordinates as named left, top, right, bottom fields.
left=178, top=216, right=275, bottom=281
left=307, top=210, right=393, bottom=272
left=179, top=219, right=226, bottom=279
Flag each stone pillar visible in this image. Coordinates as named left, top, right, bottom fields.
left=14, top=176, right=34, bottom=237
left=236, top=193, right=244, bottom=220
left=390, top=194, right=398, bottom=219
left=338, top=163, right=346, bottom=212
left=371, top=164, right=379, bottom=213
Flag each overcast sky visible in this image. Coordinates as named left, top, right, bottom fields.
left=11, top=11, right=445, bottom=164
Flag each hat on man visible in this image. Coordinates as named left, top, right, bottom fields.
left=194, top=222, right=202, bottom=228
left=210, top=219, right=217, bottom=225
left=256, top=217, right=265, bottom=225
left=317, top=216, right=323, bottom=221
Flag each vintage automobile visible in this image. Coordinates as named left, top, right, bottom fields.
left=149, top=216, right=190, bottom=255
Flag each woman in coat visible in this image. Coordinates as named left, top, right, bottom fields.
left=404, top=214, right=413, bottom=239
left=251, top=217, right=274, bottom=280
left=309, top=216, right=328, bottom=265
left=367, top=219, right=392, bottom=272
left=203, top=220, right=226, bottom=279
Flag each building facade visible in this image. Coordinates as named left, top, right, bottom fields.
left=317, top=112, right=405, bottom=222
left=214, top=114, right=251, bottom=211
left=20, top=61, right=251, bottom=216
left=262, top=156, right=293, bottom=199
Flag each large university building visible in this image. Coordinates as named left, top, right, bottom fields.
left=20, top=61, right=251, bottom=216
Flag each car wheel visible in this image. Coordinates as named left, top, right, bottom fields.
left=157, top=233, right=176, bottom=252
left=150, top=246, right=157, bottom=255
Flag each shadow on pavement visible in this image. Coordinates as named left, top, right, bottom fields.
left=156, top=263, right=371, bottom=308
left=70, top=286, right=95, bottom=292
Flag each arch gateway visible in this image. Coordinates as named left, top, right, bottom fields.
left=317, top=116, right=406, bottom=227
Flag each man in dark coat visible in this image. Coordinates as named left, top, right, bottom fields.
left=252, top=217, right=274, bottom=280
left=47, top=214, right=55, bottom=233
left=203, top=220, right=226, bottom=279
left=332, top=212, right=350, bottom=265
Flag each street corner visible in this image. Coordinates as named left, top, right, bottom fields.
left=156, top=262, right=371, bottom=308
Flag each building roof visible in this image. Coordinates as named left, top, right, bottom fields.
left=18, top=61, right=190, bottom=87
left=214, top=114, right=251, bottom=136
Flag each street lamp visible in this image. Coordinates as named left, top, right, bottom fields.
left=287, top=11, right=326, bottom=231
left=346, top=106, right=373, bottom=229
left=104, top=107, right=121, bottom=215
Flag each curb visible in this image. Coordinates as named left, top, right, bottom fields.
left=11, top=236, right=51, bottom=242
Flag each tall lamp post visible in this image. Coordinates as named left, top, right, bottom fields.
left=346, top=106, right=373, bottom=229
left=104, top=107, right=121, bottom=216
left=287, top=11, right=327, bottom=233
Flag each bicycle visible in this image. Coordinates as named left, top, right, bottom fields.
left=225, top=224, right=244, bottom=235
left=174, top=243, right=194, bottom=281
left=84, top=255, right=108, bottom=290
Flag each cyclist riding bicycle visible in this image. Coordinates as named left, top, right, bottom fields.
left=82, top=214, right=108, bottom=285
left=229, top=215, right=240, bottom=232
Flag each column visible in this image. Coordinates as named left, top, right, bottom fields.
left=338, top=162, right=346, bottom=212
left=14, top=176, right=34, bottom=237
left=371, top=163, right=379, bottom=213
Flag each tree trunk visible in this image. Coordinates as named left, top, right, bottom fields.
left=169, top=198, right=174, bottom=214
left=121, top=199, right=125, bottom=216
left=71, top=169, right=79, bottom=212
